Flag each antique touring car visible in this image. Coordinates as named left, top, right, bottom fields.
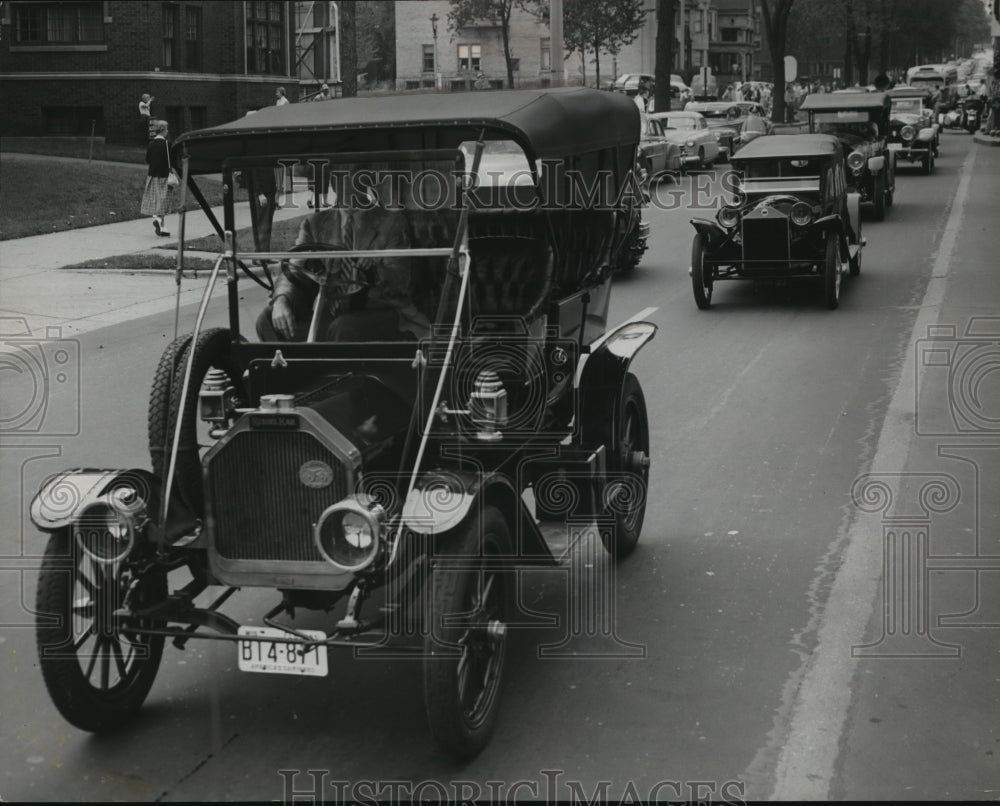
left=688, top=134, right=864, bottom=310
left=801, top=92, right=895, bottom=220
left=30, top=89, right=656, bottom=759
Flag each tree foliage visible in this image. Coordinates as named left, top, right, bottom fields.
left=788, top=0, right=992, bottom=86
left=561, top=0, right=648, bottom=86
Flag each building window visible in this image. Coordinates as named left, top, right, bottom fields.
left=540, top=37, right=551, bottom=71
left=721, top=28, right=738, bottom=43
left=185, top=6, right=202, bottom=71
left=247, top=0, right=286, bottom=75
left=43, top=106, right=104, bottom=136
left=510, top=58, right=520, bottom=72
left=189, top=106, right=207, bottom=132
left=457, top=44, right=481, bottom=71
left=13, top=2, right=103, bottom=44
left=422, top=43, right=435, bottom=73
left=162, top=4, right=178, bottom=68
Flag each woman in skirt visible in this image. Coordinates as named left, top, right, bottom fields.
left=141, top=119, right=175, bottom=236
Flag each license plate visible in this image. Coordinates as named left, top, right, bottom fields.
left=237, top=626, right=328, bottom=677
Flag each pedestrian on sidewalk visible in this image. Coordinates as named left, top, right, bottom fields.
left=275, top=86, right=290, bottom=106
left=140, top=119, right=176, bottom=237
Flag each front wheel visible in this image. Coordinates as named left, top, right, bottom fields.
left=36, top=529, right=166, bottom=732
left=423, top=506, right=511, bottom=760
left=824, top=234, right=841, bottom=310
left=923, top=150, right=934, bottom=175
left=691, top=234, right=714, bottom=310
left=599, top=373, right=650, bottom=560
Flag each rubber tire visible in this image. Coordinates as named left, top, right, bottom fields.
left=148, top=328, right=243, bottom=515
left=698, top=148, right=706, bottom=169
left=691, top=233, right=713, bottom=310
left=848, top=211, right=862, bottom=277
left=599, top=373, right=649, bottom=560
left=423, top=505, right=511, bottom=760
left=872, top=173, right=886, bottom=221
left=824, top=234, right=841, bottom=310
left=148, top=332, right=193, bottom=494
left=923, top=150, right=934, bottom=175
left=36, top=529, right=166, bottom=732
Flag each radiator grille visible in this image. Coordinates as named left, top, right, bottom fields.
left=741, top=216, right=790, bottom=264
left=207, top=430, right=348, bottom=562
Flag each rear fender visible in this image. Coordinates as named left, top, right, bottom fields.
left=578, top=321, right=657, bottom=449
left=814, top=214, right=849, bottom=258
left=401, top=470, right=553, bottom=563
left=846, top=193, right=862, bottom=243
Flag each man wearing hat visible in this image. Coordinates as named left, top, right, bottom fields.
left=314, top=83, right=332, bottom=101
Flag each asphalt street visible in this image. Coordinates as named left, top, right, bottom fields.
left=0, top=130, right=997, bottom=802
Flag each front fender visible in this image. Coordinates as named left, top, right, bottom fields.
left=916, top=127, right=935, bottom=143
left=30, top=468, right=160, bottom=532
left=400, top=470, right=554, bottom=562
left=690, top=217, right=727, bottom=250
left=867, top=155, right=886, bottom=174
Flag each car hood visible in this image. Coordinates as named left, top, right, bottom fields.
left=891, top=113, right=924, bottom=126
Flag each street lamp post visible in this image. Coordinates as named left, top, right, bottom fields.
left=430, top=13, right=440, bottom=89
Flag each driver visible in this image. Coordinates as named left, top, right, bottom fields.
left=256, top=172, right=431, bottom=343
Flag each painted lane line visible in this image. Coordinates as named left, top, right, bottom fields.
left=768, top=144, right=978, bottom=799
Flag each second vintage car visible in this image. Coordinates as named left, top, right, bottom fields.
left=684, top=101, right=746, bottom=161
left=801, top=91, right=895, bottom=220
left=688, top=134, right=864, bottom=310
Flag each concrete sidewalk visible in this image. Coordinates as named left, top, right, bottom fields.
left=0, top=180, right=312, bottom=340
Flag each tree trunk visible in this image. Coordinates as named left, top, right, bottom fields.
left=502, top=9, right=514, bottom=88
left=843, top=0, right=855, bottom=87
left=340, top=1, right=357, bottom=97
left=593, top=37, right=602, bottom=87
left=654, top=0, right=676, bottom=113
left=878, top=0, right=890, bottom=74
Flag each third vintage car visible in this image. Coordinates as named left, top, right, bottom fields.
left=688, top=134, right=863, bottom=310
left=886, top=86, right=940, bottom=173
left=801, top=91, right=896, bottom=220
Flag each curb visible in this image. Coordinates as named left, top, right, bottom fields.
left=973, top=131, right=1000, bottom=147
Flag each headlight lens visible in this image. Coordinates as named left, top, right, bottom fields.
left=847, top=151, right=865, bottom=173
left=790, top=202, right=814, bottom=227
left=717, top=205, right=741, bottom=228
left=315, top=497, right=385, bottom=573
left=686, top=140, right=696, bottom=147
left=901, top=125, right=916, bottom=140
left=75, top=502, right=135, bottom=564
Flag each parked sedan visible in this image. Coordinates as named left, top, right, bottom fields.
left=684, top=102, right=745, bottom=161
left=647, top=111, right=721, bottom=170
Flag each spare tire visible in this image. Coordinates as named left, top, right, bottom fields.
left=148, top=328, right=244, bottom=515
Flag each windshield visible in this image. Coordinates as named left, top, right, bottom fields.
left=692, top=107, right=727, bottom=118
left=234, top=153, right=468, bottom=344
left=661, top=117, right=696, bottom=130
left=812, top=111, right=875, bottom=138
left=891, top=99, right=923, bottom=115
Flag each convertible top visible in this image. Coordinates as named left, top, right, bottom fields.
left=800, top=92, right=890, bottom=111
left=173, top=88, right=640, bottom=174
left=732, top=134, right=841, bottom=161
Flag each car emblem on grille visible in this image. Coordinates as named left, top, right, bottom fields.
left=760, top=208, right=770, bottom=216
left=299, top=460, right=334, bottom=489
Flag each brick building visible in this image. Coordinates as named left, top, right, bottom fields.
left=0, top=0, right=300, bottom=145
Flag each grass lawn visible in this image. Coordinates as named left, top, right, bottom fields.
left=1, top=137, right=147, bottom=164
left=0, top=157, right=241, bottom=240
left=171, top=214, right=307, bottom=253
left=58, top=253, right=220, bottom=272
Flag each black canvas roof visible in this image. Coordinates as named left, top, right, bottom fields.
left=800, top=92, right=890, bottom=111
left=173, top=88, right=640, bottom=173
left=731, top=134, right=841, bottom=160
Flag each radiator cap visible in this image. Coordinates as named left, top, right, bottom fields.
left=259, top=394, right=295, bottom=412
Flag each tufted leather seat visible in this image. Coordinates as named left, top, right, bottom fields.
left=466, top=235, right=552, bottom=321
